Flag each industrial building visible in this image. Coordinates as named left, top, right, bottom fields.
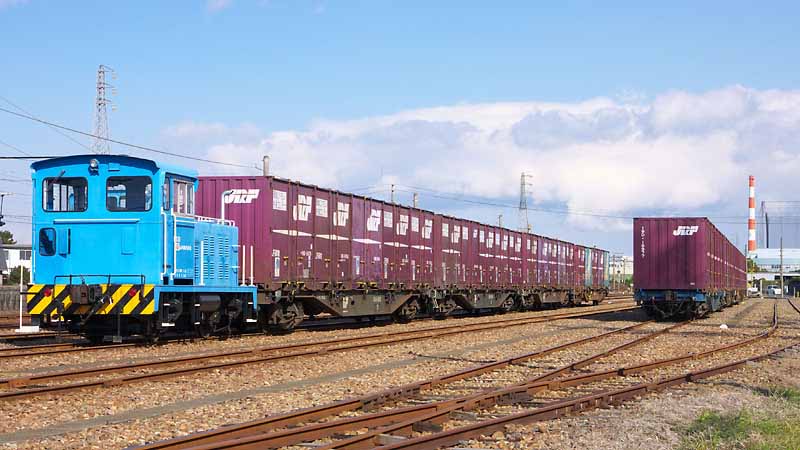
left=746, top=176, right=800, bottom=295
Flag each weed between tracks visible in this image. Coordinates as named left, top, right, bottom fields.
left=679, top=386, right=800, bottom=450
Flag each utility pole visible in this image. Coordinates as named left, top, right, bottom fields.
left=262, top=155, right=270, bottom=176
left=518, top=172, right=533, bottom=233
left=390, top=184, right=395, bottom=204
left=0, top=192, right=8, bottom=229
left=498, top=214, right=503, bottom=228
left=780, top=237, right=784, bottom=298
left=92, top=65, right=116, bottom=154
left=622, top=255, right=628, bottom=292
left=0, top=192, right=7, bottom=285
left=613, top=253, right=622, bottom=292
left=412, top=193, right=418, bottom=209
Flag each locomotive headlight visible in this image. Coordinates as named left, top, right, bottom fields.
left=89, top=158, right=99, bottom=172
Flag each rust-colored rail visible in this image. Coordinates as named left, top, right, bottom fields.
left=0, top=342, right=75, bottom=354
left=0, top=331, right=76, bottom=342
left=0, top=342, right=138, bottom=359
left=371, top=307, right=794, bottom=450
left=154, top=302, right=784, bottom=450
left=0, top=304, right=637, bottom=400
left=132, top=318, right=678, bottom=450
left=313, top=303, right=782, bottom=450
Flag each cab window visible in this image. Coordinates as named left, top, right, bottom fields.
left=106, top=177, right=153, bottom=211
left=173, top=180, right=194, bottom=215
left=39, top=228, right=56, bottom=256
left=43, top=177, right=88, bottom=212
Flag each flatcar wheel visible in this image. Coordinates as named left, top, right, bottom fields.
left=269, top=302, right=304, bottom=333
left=499, top=297, right=515, bottom=314
left=393, top=299, right=419, bottom=323
left=694, top=303, right=710, bottom=319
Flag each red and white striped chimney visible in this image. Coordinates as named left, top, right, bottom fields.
left=748, top=175, right=756, bottom=253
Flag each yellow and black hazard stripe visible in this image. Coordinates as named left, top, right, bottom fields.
left=26, top=284, right=156, bottom=318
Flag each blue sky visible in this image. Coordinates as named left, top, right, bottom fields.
left=2, top=1, right=800, bottom=251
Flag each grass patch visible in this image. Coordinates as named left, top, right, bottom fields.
left=680, top=406, right=800, bottom=450
left=764, top=386, right=800, bottom=404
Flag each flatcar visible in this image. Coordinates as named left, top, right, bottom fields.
left=633, top=217, right=746, bottom=318
left=25, top=155, right=257, bottom=343
left=196, top=175, right=610, bottom=331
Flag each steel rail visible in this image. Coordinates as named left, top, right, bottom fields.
left=184, top=322, right=689, bottom=450
left=0, top=305, right=638, bottom=399
left=0, top=304, right=632, bottom=385
left=0, top=332, right=76, bottom=342
left=0, top=304, right=634, bottom=384
left=132, top=319, right=680, bottom=450
left=324, top=303, right=787, bottom=449
left=372, top=308, right=794, bottom=450
left=0, top=342, right=139, bottom=359
left=0, top=342, right=75, bottom=354
left=0, top=301, right=633, bottom=359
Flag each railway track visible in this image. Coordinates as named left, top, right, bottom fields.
left=0, top=331, right=76, bottom=342
left=0, top=299, right=633, bottom=360
left=0, top=303, right=637, bottom=401
left=132, top=300, right=797, bottom=450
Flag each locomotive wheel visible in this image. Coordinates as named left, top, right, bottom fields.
left=145, top=331, right=161, bottom=345
left=267, top=302, right=304, bottom=333
left=393, top=299, right=420, bottom=323
left=86, top=335, right=105, bottom=346
left=195, top=317, right=214, bottom=339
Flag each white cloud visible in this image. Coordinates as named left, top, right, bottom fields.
left=168, top=86, right=800, bottom=232
left=206, top=0, right=232, bottom=13
left=0, top=0, right=28, bottom=10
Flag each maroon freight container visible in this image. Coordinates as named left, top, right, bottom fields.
left=591, top=248, right=605, bottom=289
left=575, top=246, right=585, bottom=289
left=634, top=217, right=746, bottom=292
left=197, top=174, right=611, bottom=321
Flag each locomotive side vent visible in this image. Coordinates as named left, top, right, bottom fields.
left=194, top=240, right=201, bottom=281
left=204, top=235, right=216, bottom=282
left=220, top=235, right=230, bottom=281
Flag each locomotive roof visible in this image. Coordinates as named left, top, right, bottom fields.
left=31, top=154, right=198, bottom=179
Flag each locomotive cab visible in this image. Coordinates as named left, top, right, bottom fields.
left=27, top=155, right=256, bottom=342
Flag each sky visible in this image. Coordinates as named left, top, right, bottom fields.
left=2, top=1, right=800, bottom=253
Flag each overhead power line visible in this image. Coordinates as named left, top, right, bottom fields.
left=0, top=156, right=61, bottom=160
left=393, top=184, right=779, bottom=226
left=0, top=138, right=32, bottom=156
left=0, top=106, right=262, bottom=171
left=0, top=95, right=92, bottom=152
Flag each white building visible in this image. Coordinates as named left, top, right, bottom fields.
left=1, top=244, right=32, bottom=284
left=609, top=255, right=634, bottom=277
left=749, top=248, right=800, bottom=273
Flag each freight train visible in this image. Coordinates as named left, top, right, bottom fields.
left=25, top=155, right=609, bottom=341
left=633, top=217, right=747, bottom=319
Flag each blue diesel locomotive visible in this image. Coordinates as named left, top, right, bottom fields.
left=25, top=155, right=257, bottom=342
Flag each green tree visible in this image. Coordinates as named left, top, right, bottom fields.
left=5, top=266, right=30, bottom=286
left=0, top=231, right=15, bottom=245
